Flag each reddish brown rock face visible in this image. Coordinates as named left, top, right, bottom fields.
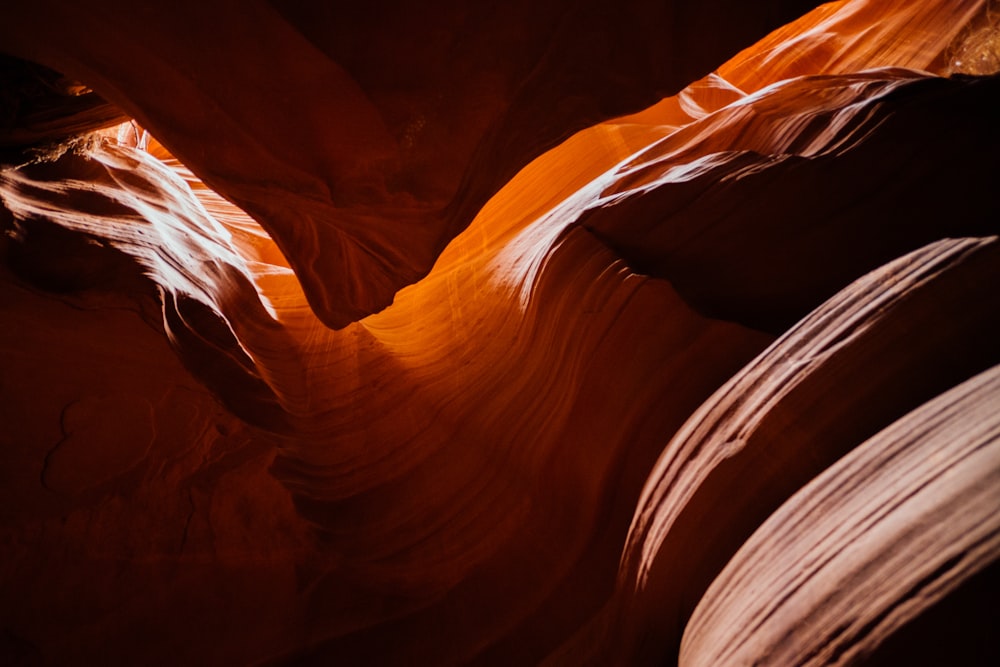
left=1, top=1, right=998, bottom=665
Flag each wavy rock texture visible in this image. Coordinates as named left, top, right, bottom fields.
left=562, top=237, right=1000, bottom=665
left=2, top=0, right=999, bottom=665
left=679, top=363, right=1000, bottom=666
left=0, top=0, right=821, bottom=328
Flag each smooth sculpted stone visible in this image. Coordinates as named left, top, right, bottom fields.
left=680, top=365, right=1000, bottom=666
left=1, top=1, right=998, bottom=664
left=581, top=69, right=1000, bottom=331
left=0, top=0, right=821, bottom=327
left=551, top=236, right=1000, bottom=666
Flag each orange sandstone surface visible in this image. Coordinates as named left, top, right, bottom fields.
left=1, top=1, right=998, bottom=665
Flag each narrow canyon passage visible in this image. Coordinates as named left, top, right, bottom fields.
left=1, top=1, right=998, bottom=665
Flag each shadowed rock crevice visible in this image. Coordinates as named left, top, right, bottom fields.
left=1, top=1, right=998, bottom=665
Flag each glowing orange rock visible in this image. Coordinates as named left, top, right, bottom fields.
left=1, top=0, right=998, bottom=664
left=0, top=0, right=824, bottom=327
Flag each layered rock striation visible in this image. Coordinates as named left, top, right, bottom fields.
left=1, top=0, right=998, bottom=665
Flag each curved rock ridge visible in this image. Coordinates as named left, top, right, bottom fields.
left=680, top=363, right=1000, bottom=666
left=612, top=0, right=993, bottom=130
left=549, top=236, right=1000, bottom=665
left=0, top=0, right=998, bottom=665
left=715, top=0, right=989, bottom=88
left=582, top=0, right=1000, bottom=331
left=1, top=122, right=772, bottom=664
left=0, top=0, right=823, bottom=328
left=584, top=69, right=1000, bottom=331
left=0, top=143, right=301, bottom=428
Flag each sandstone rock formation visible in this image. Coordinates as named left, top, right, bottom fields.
left=1, top=0, right=998, bottom=665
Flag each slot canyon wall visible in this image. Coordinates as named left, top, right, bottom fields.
left=1, top=1, right=998, bottom=665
